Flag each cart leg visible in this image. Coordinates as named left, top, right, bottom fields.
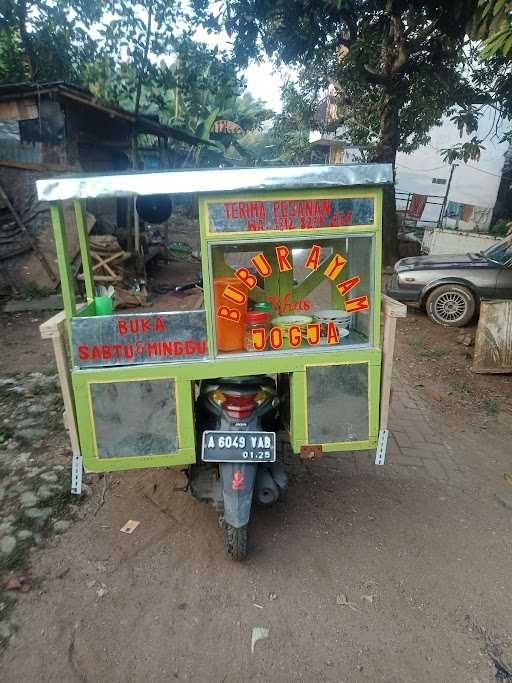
left=377, top=295, right=407, bottom=466
left=375, top=429, right=389, bottom=466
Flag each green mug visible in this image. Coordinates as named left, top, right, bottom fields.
left=94, top=296, right=113, bottom=316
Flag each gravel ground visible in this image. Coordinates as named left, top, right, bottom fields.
left=0, top=370, right=85, bottom=644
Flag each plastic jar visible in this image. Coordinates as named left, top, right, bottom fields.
left=213, top=277, right=248, bottom=352
left=244, top=311, right=271, bottom=352
left=254, top=302, right=273, bottom=314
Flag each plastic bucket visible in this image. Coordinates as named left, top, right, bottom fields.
left=94, top=296, right=113, bottom=316
left=213, top=277, right=247, bottom=352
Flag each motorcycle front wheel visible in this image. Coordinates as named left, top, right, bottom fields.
left=224, top=522, right=248, bottom=561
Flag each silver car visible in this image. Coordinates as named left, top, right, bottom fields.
left=385, top=234, right=512, bottom=326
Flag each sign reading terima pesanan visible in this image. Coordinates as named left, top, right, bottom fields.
left=207, top=197, right=375, bottom=232
left=71, top=310, right=208, bottom=368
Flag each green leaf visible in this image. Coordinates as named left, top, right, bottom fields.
left=503, top=33, right=512, bottom=54
left=481, top=0, right=494, bottom=17
left=492, top=0, right=507, bottom=16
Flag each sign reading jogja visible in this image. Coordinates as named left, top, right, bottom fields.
left=71, top=310, right=208, bottom=368
left=216, top=244, right=369, bottom=352
left=207, top=197, right=374, bottom=233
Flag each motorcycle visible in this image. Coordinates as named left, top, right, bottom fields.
left=190, top=375, right=288, bottom=560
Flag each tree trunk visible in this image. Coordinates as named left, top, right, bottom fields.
left=14, top=0, right=36, bottom=80
left=371, top=88, right=400, bottom=266
left=134, top=0, right=154, bottom=118
left=369, top=6, right=407, bottom=266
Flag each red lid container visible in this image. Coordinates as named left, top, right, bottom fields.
left=246, top=311, right=269, bottom=323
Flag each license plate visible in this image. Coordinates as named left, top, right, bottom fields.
left=201, top=431, right=276, bottom=463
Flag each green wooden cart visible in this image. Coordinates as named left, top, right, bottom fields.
left=37, top=164, right=406, bottom=557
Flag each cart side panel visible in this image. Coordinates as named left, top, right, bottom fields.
left=72, top=367, right=196, bottom=472
left=301, top=355, right=381, bottom=452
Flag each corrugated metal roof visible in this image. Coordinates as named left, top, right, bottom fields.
left=36, top=164, right=393, bottom=201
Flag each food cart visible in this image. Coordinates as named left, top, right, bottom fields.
left=37, top=164, right=406, bottom=559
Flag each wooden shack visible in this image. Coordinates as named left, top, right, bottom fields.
left=0, top=81, right=211, bottom=293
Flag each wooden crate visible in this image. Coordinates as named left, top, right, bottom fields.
left=473, top=300, right=512, bottom=374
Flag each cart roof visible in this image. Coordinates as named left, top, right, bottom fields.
left=36, top=163, right=393, bottom=202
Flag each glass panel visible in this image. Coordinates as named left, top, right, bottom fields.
left=90, top=379, right=178, bottom=458
left=210, top=234, right=373, bottom=356
left=207, top=197, right=375, bottom=233
left=306, top=364, right=369, bottom=443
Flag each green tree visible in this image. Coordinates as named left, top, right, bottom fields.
left=85, top=33, right=272, bottom=166
left=262, top=81, right=326, bottom=165
left=472, top=0, right=512, bottom=58
left=98, top=0, right=192, bottom=118
left=192, top=89, right=273, bottom=166
left=217, top=0, right=492, bottom=262
left=0, top=0, right=103, bottom=82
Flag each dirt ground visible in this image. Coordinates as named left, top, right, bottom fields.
left=1, top=305, right=512, bottom=682
left=395, top=308, right=512, bottom=421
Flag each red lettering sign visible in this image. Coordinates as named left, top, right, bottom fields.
left=222, top=285, right=247, bottom=305
left=251, top=253, right=272, bottom=277
left=324, top=254, right=347, bottom=280
left=304, top=244, right=321, bottom=270
left=336, top=276, right=360, bottom=297
left=234, top=267, right=257, bottom=289
left=345, top=295, right=369, bottom=313
left=217, top=306, right=241, bottom=323
left=275, top=245, right=292, bottom=272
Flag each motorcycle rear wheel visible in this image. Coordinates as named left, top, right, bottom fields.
left=224, top=522, right=248, bottom=561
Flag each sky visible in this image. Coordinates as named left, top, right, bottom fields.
left=193, top=24, right=286, bottom=113
left=243, top=60, right=285, bottom=113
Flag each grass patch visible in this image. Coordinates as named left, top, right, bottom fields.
left=419, top=347, right=445, bottom=359
left=0, top=386, right=18, bottom=404
left=46, top=412, right=63, bottom=433
left=482, top=398, right=500, bottom=417
left=43, top=479, right=74, bottom=518
left=19, top=283, right=52, bottom=299
left=406, top=336, right=426, bottom=349
left=449, top=378, right=472, bottom=395
left=0, top=591, right=17, bottom=648
left=45, top=395, right=64, bottom=432
left=0, top=537, right=33, bottom=572
left=406, top=335, right=444, bottom=359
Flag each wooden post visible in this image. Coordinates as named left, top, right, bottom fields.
left=134, top=195, right=140, bottom=255
left=40, top=310, right=82, bottom=457
left=74, top=200, right=95, bottom=302
left=380, top=294, right=407, bottom=430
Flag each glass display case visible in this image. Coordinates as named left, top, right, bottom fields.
left=208, top=234, right=375, bottom=357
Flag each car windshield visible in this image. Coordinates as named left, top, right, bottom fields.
left=481, top=234, right=512, bottom=265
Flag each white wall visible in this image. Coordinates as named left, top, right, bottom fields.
left=395, top=107, right=509, bottom=231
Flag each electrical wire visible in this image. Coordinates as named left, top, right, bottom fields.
left=396, top=162, right=448, bottom=172
left=466, top=164, right=512, bottom=180
left=397, top=161, right=512, bottom=182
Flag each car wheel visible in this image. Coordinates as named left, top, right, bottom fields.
left=425, top=285, right=475, bottom=327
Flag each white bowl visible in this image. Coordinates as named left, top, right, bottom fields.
left=313, top=309, right=353, bottom=329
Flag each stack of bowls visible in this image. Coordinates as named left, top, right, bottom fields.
left=313, top=309, right=352, bottom=344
